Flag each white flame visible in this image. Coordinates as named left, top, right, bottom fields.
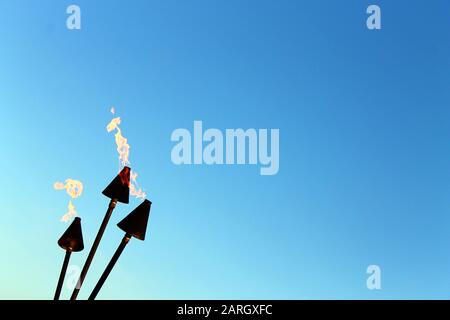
left=54, top=179, right=83, bottom=222
left=60, top=201, right=77, bottom=222
left=106, top=108, right=147, bottom=199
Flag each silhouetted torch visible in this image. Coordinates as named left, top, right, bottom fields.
left=70, top=166, right=131, bottom=300
left=54, top=217, right=84, bottom=300
left=88, top=199, right=152, bottom=300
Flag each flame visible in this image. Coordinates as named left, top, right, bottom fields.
left=107, top=108, right=147, bottom=199
left=107, top=117, right=130, bottom=167
left=119, top=166, right=131, bottom=186
left=54, top=179, right=83, bottom=222
left=54, top=179, right=83, bottom=199
left=60, top=200, right=77, bottom=222
left=130, top=171, right=146, bottom=199
left=53, top=182, right=65, bottom=190
left=106, top=116, right=121, bottom=133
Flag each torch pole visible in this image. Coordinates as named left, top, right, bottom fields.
left=88, top=233, right=131, bottom=300
left=70, top=199, right=117, bottom=300
left=54, top=250, right=72, bottom=300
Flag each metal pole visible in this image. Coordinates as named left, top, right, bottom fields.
left=88, top=234, right=131, bottom=300
left=70, top=199, right=117, bottom=300
left=54, top=250, right=72, bottom=300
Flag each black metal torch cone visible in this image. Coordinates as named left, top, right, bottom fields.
left=57, top=217, right=84, bottom=252
left=102, top=166, right=131, bottom=204
left=117, top=199, right=152, bottom=240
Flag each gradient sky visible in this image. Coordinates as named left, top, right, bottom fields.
left=0, top=0, right=449, bottom=299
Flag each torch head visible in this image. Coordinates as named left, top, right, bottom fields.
left=117, top=199, right=152, bottom=241
left=102, top=166, right=131, bottom=204
left=57, top=217, right=84, bottom=252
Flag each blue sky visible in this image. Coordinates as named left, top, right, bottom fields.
left=0, top=0, right=449, bottom=299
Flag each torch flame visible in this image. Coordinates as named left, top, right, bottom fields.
left=53, top=182, right=65, bottom=190
left=130, top=171, right=146, bottom=200
left=107, top=117, right=130, bottom=167
left=107, top=108, right=147, bottom=199
left=54, top=179, right=83, bottom=222
left=60, top=200, right=77, bottom=222
left=54, top=179, right=83, bottom=199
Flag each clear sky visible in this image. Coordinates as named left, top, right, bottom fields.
left=0, top=0, right=449, bottom=299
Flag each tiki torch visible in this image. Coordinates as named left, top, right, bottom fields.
left=54, top=217, right=84, bottom=300
left=88, top=199, right=152, bottom=300
left=70, top=166, right=131, bottom=300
